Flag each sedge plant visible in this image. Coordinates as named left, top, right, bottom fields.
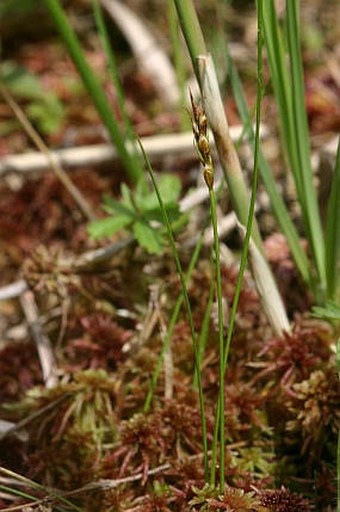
left=173, top=0, right=290, bottom=340
left=143, top=0, right=266, bottom=489
left=189, top=91, right=226, bottom=489
left=37, top=0, right=338, bottom=498
left=195, top=1, right=265, bottom=489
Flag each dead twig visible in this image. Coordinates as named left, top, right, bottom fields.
left=0, top=125, right=268, bottom=177
left=19, top=288, right=58, bottom=388
left=0, top=83, right=96, bottom=221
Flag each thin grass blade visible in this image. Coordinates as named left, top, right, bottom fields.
left=325, top=138, right=340, bottom=300
left=286, top=0, right=326, bottom=291
left=92, top=0, right=144, bottom=183
left=226, top=52, right=312, bottom=285
left=263, top=1, right=326, bottom=295
left=43, top=0, right=141, bottom=182
left=138, top=138, right=209, bottom=480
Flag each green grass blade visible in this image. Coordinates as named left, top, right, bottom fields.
left=325, top=138, right=340, bottom=299
left=262, top=1, right=301, bottom=191
left=172, top=0, right=207, bottom=78
left=92, top=0, right=128, bottom=131
left=224, top=0, right=263, bottom=395
left=92, top=0, right=144, bottom=184
left=138, top=139, right=209, bottom=480
left=43, top=0, right=141, bottom=183
left=286, top=0, right=326, bottom=291
left=0, top=467, right=83, bottom=512
left=167, top=0, right=190, bottom=130
left=263, top=0, right=326, bottom=294
left=226, top=50, right=311, bottom=285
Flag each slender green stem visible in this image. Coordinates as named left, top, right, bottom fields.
left=224, top=0, right=264, bottom=371
left=92, top=0, right=126, bottom=128
left=263, top=0, right=327, bottom=297
left=144, top=225, right=205, bottom=412
left=210, top=0, right=264, bottom=486
left=43, top=0, right=141, bottom=182
left=138, top=139, right=209, bottom=480
left=209, top=188, right=225, bottom=491
left=0, top=467, right=82, bottom=512
left=193, top=262, right=215, bottom=387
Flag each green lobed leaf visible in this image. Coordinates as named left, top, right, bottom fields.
left=87, top=215, right=131, bottom=239
left=132, top=220, right=164, bottom=254
left=1, top=61, right=65, bottom=134
left=102, top=195, right=136, bottom=219
left=137, top=174, right=182, bottom=211
left=143, top=204, right=180, bottom=223
left=1, top=61, right=49, bottom=100
left=120, top=183, right=134, bottom=210
left=27, top=96, right=64, bottom=135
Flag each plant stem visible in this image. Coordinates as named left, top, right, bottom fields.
left=224, top=0, right=264, bottom=368
left=286, top=0, right=326, bottom=294
left=138, top=139, right=209, bottom=480
left=173, top=0, right=263, bottom=249
left=209, top=187, right=225, bottom=492
left=210, top=0, right=265, bottom=486
left=144, top=224, right=206, bottom=412
left=167, top=0, right=191, bottom=130
left=172, top=0, right=207, bottom=77
left=325, top=139, right=340, bottom=301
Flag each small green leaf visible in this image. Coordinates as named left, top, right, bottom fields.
left=134, top=174, right=149, bottom=204
left=138, top=174, right=181, bottom=211
left=120, top=183, right=134, bottom=209
left=133, top=220, right=164, bottom=254
left=1, top=61, right=47, bottom=100
left=158, top=174, right=181, bottom=203
left=27, top=95, right=64, bottom=135
left=87, top=215, right=131, bottom=239
left=1, top=61, right=65, bottom=134
left=102, top=196, right=136, bottom=219
left=143, top=204, right=180, bottom=224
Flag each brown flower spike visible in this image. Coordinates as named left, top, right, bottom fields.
left=189, top=91, right=214, bottom=190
